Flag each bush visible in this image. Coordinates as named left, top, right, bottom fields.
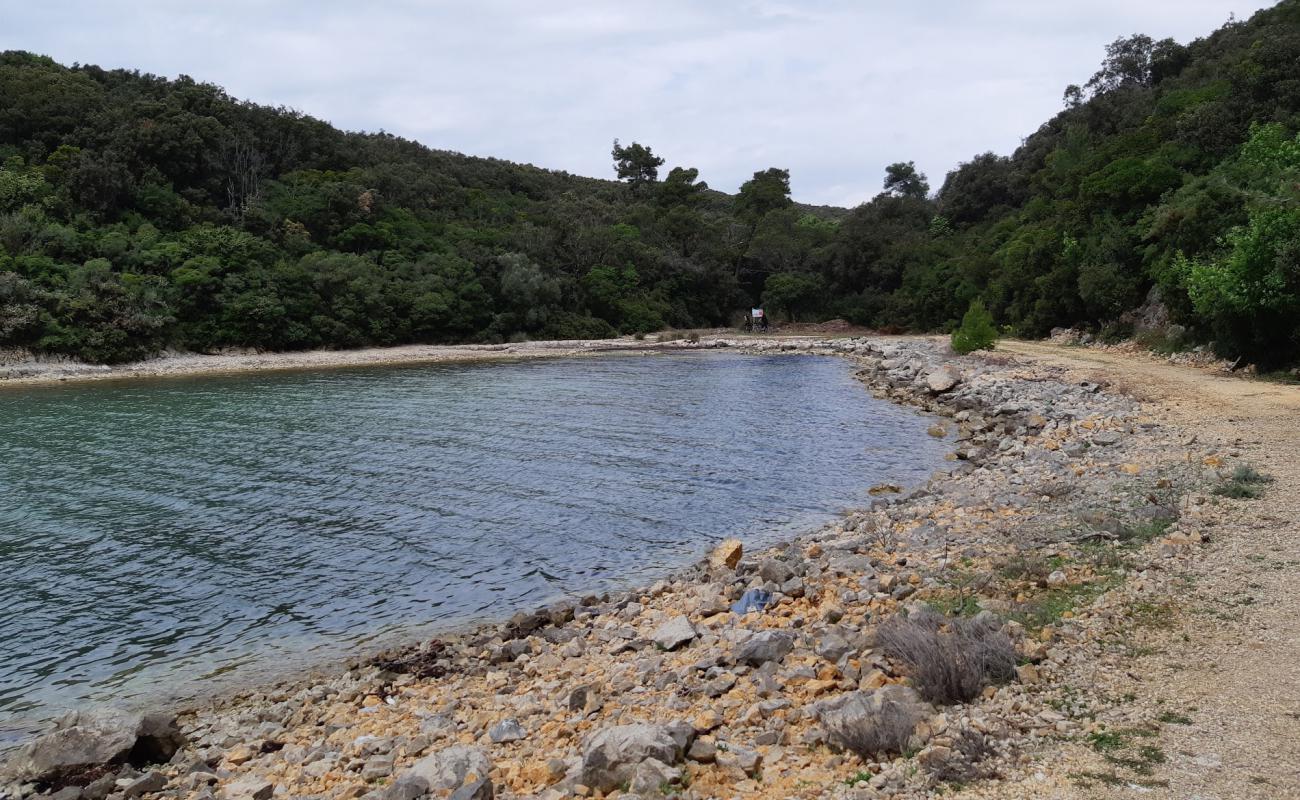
left=821, top=688, right=927, bottom=758
left=1212, top=464, right=1273, bottom=499
left=950, top=300, right=998, bottom=355
left=875, top=609, right=1016, bottom=704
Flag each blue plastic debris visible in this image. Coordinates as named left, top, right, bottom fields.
left=731, top=588, right=773, bottom=615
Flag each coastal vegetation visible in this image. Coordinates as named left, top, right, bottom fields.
left=2, top=2, right=1300, bottom=365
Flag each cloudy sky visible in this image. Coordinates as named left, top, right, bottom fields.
left=2, top=1, right=1276, bottom=207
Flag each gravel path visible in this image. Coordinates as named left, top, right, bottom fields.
left=996, top=340, right=1300, bottom=800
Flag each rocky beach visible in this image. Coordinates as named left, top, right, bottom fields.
left=2, top=335, right=1291, bottom=800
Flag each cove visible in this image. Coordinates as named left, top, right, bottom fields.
left=0, top=351, right=948, bottom=744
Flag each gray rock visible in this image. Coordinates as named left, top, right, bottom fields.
left=650, top=616, right=696, bottom=651
left=380, top=775, right=430, bottom=800
left=814, top=633, right=854, bottom=662
left=1092, top=430, right=1121, bottom=446
left=734, top=631, right=794, bottom=667
left=406, top=746, right=492, bottom=793
left=686, top=740, right=716, bottom=763
left=487, top=719, right=525, bottom=744
left=448, top=777, right=492, bottom=800
left=925, top=366, right=960, bottom=393
left=758, top=559, right=794, bottom=584
left=628, top=758, right=679, bottom=795
left=716, top=743, right=762, bottom=776
left=224, top=776, right=274, bottom=800
left=4, top=709, right=186, bottom=783
left=813, top=686, right=931, bottom=755
left=579, top=724, right=684, bottom=793
left=121, top=771, right=165, bottom=798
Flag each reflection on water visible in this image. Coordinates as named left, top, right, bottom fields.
left=0, top=352, right=947, bottom=743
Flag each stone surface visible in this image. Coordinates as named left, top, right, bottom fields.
left=4, top=709, right=185, bottom=783
left=579, top=724, right=683, bottom=792
left=406, top=746, right=492, bottom=793
left=734, top=631, right=794, bottom=666
left=650, top=616, right=696, bottom=651
left=710, top=539, right=743, bottom=570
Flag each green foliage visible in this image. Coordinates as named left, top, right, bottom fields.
left=950, top=299, right=998, bottom=354
left=6, top=2, right=1300, bottom=365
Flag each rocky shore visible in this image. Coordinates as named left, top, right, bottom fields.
left=2, top=336, right=1248, bottom=800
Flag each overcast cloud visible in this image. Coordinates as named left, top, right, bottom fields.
left=0, top=1, right=1276, bottom=206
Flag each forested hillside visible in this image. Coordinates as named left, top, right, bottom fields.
left=2, top=1, right=1299, bottom=365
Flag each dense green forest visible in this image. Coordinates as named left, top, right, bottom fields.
left=2, top=2, right=1299, bottom=366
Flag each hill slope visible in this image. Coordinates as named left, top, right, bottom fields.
left=2, top=1, right=1300, bottom=365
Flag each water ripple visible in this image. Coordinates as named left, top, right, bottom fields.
left=0, top=352, right=947, bottom=744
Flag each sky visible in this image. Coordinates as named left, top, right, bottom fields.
left=0, top=1, right=1278, bottom=207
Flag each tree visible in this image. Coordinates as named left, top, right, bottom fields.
left=762, top=271, right=825, bottom=321
left=883, top=161, right=929, bottom=199
left=950, top=299, right=998, bottom=354
left=735, top=168, right=792, bottom=221
left=611, top=139, right=664, bottom=192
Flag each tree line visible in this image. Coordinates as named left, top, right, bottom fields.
left=2, top=1, right=1299, bottom=366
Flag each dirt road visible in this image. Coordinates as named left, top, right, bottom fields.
left=998, top=340, right=1300, bottom=799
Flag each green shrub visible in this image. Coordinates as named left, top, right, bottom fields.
left=950, top=300, right=998, bottom=354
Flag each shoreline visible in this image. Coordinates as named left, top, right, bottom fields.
left=0, top=334, right=848, bottom=389
left=2, top=336, right=1274, bottom=800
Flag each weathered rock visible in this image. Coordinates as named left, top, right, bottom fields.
left=579, top=724, right=684, bottom=793
left=488, top=719, right=525, bottom=744
left=628, top=757, right=679, bottom=795
left=925, top=366, right=961, bottom=393
left=406, top=746, right=493, bottom=793
left=716, top=743, right=762, bottom=777
left=758, top=558, right=793, bottom=584
left=449, top=777, right=493, bottom=800
left=711, top=539, right=743, bottom=570
left=121, top=771, right=165, bottom=798
left=224, top=776, right=274, bottom=800
left=734, top=631, right=794, bottom=666
left=4, top=709, right=186, bottom=783
left=815, top=633, right=854, bottom=662
left=651, top=616, right=696, bottom=651
left=813, top=686, right=931, bottom=755
left=381, top=775, right=430, bottom=800
left=1092, top=430, right=1122, bottom=446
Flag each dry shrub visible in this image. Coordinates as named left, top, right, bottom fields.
left=875, top=609, right=1016, bottom=705
left=821, top=689, right=926, bottom=758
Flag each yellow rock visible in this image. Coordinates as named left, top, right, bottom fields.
left=711, top=539, right=744, bottom=569
left=361, top=695, right=382, bottom=708
left=1203, top=455, right=1222, bottom=466
left=225, top=744, right=256, bottom=766
left=1120, top=463, right=1141, bottom=475
left=859, top=669, right=888, bottom=690
left=805, top=679, right=837, bottom=695
left=693, top=710, right=724, bottom=732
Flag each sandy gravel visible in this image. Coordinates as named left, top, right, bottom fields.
left=992, top=340, right=1300, bottom=800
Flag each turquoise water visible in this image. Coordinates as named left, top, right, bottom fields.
left=0, top=352, right=947, bottom=743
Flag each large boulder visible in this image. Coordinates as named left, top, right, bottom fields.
left=580, top=724, right=685, bottom=792
left=406, top=745, right=493, bottom=795
left=4, top=708, right=185, bottom=783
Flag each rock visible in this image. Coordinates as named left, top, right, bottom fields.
left=651, top=616, right=696, bottom=651
left=686, top=740, right=717, bottom=763
left=406, top=746, right=493, bottom=793
left=758, top=558, right=793, bottom=584
left=1015, top=664, right=1041, bottom=685
left=1092, top=430, right=1121, bottom=446
left=734, top=631, right=794, bottom=666
left=449, top=777, right=493, bottom=800
left=813, top=686, right=931, bottom=755
left=488, top=719, right=525, bottom=744
left=224, top=776, right=274, bottom=800
left=628, top=757, right=679, bottom=795
left=925, top=367, right=960, bottom=393
left=579, top=724, right=684, bottom=793
left=815, top=633, right=854, bottom=662
left=868, top=483, right=902, bottom=496
left=716, top=743, right=762, bottom=777
left=711, top=539, right=743, bottom=570
left=381, top=775, right=430, bottom=800
left=4, top=709, right=186, bottom=783
left=121, top=771, right=165, bottom=798
left=1046, top=570, right=1068, bottom=587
